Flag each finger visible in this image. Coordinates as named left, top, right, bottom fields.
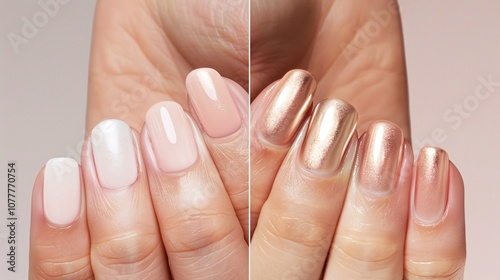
left=158, top=0, right=249, bottom=88
left=82, top=120, right=169, bottom=278
left=251, top=99, right=358, bottom=279
left=142, top=101, right=248, bottom=279
left=250, top=69, right=316, bottom=236
left=324, top=121, right=413, bottom=279
left=87, top=0, right=188, bottom=132
left=250, top=0, right=319, bottom=98
left=87, top=0, right=249, bottom=133
left=186, top=68, right=249, bottom=241
left=29, top=158, right=93, bottom=279
left=311, top=0, right=410, bottom=139
left=404, top=147, right=466, bottom=279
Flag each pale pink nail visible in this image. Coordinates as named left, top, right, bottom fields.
left=146, top=101, right=198, bottom=173
left=91, top=119, right=138, bottom=189
left=43, top=158, right=81, bottom=228
left=186, top=68, right=242, bottom=138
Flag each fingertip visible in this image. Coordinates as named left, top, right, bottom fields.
left=29, top=159, right=92, bottom=279
left=404, top=152, right=466, bottom=279
left=447, top=160, right=466, bottom=245
left=30, top=166, right=46, bottom=233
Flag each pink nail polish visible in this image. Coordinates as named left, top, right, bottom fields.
left=146, top=101, right=198, bottom=173
left=43, top=158, right=81, bottom=228
left=186, top=68, right=242, bottom=138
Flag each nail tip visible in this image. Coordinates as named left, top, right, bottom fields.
left=359, top=121, right=405, bottom=194
left=186, top=68, right=242, bottom=138
left=298, top=98, right=358, bottom=175
left=43, top=157, right=81, bottom=228
left=414, top=146, right=450, bottom=225
left=259, top=69, right=316, bottom=146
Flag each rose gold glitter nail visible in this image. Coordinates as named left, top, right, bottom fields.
left=414, top=147, right=449, bottom=224
left=258, top=69, right=315, bottom=146
left=298, top=99, right=357, bottom=175
left=359, top=121, right=404, bottom=194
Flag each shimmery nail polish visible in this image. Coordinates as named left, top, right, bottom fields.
left=414, top=147, right=449, bottom=224
left=186, top=68, right=242, bottom=138
left=299, top=99, right=357, bottom=175
left=43, top=158, right=81, bottom=227
left=91, top=119, right=138, bottom=189
left=258, top=69, right=315, bottom=146
left=146, top=101, right=198, bottom=173
left=358, top=121, right=404, bottom=194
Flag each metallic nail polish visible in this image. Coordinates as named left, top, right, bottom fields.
left=358, top=121, right=404, bottom=194
left=258, top=69, right=315, bottom=146
left=299, top=99, right=357, bottom=175
left=414, top=147, right=449, bottom=224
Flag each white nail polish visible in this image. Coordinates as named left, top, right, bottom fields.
left=44, top=158, right=81, bottom=227
left=91, top=119, right=138, bottom=189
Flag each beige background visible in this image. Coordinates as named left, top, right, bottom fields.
left=0, top=0, right=498, bottom=279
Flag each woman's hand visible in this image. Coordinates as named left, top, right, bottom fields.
left=29, top=70, right=249, bottom=279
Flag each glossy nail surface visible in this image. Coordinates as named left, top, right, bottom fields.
left=414, top=147, right=449, bottom=224
left=91, top=119, right=138, bottom=189
left=43, top=158, right=81, bottom=227
left=299, top=99, right=357, bottom=175
left=186, top=68, right=241, bottom=138
left=358, top=121, right=404, bottom=194
left=146, top=101, right=198, bottom=173
left=259, top=69, right=315, bottom=146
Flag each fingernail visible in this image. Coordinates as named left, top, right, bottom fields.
left=358, top=121, right=404, bottom=195
left=258, top=69, right=315, bottom=146
left=91, top=119, right=138, bottom=189
left=146, top=101, right=198, bottom=173
left=299, top=99, right=357, bottom=175
left=414, top=147, right=449, bottom=224
left=186, top=68, right=242, bottom=138
left=43, top=158, right=81, bottom=228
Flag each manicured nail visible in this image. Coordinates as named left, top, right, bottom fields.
left=358, top=121, right=404, bottom=195
left=258, top=69, right=315, bottom=146
left=186, top=68, right=242, bottom=138
left=414, top=147, right=449, bottom=224
left=299, top=99, right=357, bottom=175
left=146, top=101, right=198, bottom=173
left=91, top=119, right=138, bottom=189
left=43, top=158, right=81, bottom=227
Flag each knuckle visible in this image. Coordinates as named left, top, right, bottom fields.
left=164, top=210, right=242, bottom=254
left=333, top=234, right=401, bottom=268
left=404, top=258, right=466, bottom=279
left=262, top=210, right=331, bottom=248
left=33, top=255, right=93, bottom=279
left=92, top=231, right=163, bottom=272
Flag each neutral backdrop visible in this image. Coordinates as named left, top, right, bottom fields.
left=0, top=1, right=498, bottom=279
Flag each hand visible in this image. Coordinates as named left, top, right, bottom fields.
left=251, top=0, right=410, bottom=138
left=250, top=72, right=466, bottom=279
left=86, top=0, right=248, bottom=132
left=250, top=0, right=410, bottom=245
left=29, top=69, right=249, bottom=279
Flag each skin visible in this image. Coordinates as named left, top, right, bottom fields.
left=29, top=0, right=465, bottom=279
